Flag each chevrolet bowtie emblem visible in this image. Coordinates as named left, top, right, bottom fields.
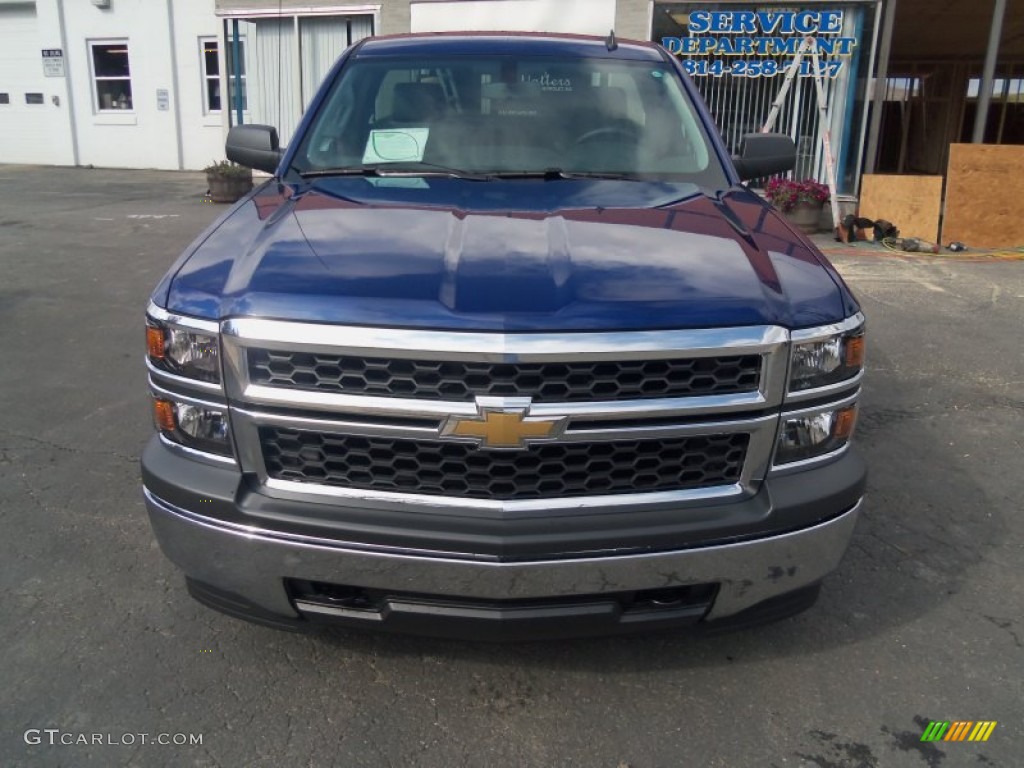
left=442, top=399, right=566, bottom=450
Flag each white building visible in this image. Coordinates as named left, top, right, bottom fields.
left=0, top=0, right=896, bottom=191
left=0, top=0, right=630, bottom=170
left=0, top=0, right=384, bottom=170
left=1, top=0, right=225, bottom=169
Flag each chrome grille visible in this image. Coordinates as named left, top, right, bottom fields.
left=260, top=427, right=750, bottom=501
left=247, top=349, right=762, bottom=402
left=221, top=319, right=791, bottom=510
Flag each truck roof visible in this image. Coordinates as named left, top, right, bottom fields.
left=354, top=31, right=667, bottom=62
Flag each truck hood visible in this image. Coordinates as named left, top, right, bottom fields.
left=162, top=180, right=853, bottom=331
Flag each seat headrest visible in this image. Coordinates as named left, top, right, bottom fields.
left=391, top=82, right=446, bottom=123
left=596, top=86, right=629, bottom=121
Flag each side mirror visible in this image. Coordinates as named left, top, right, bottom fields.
left=226, top=124, right=282, bottom=175
left=732, top=133, right=796, bottom=181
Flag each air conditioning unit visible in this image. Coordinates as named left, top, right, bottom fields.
left=92, top=0, right=111, bottom=8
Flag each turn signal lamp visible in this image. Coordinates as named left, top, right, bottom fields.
left=147, top=326, right=166, bottom=360
left=845, top=336, right=865, bottom=368
left=833, top=406, right=858, bottom=441
left=153, top=399, right=176, bottom=432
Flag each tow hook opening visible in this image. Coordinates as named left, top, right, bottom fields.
left=288, top=580, right=379, bottom=611
left=632, top=585, right=718, bottom=611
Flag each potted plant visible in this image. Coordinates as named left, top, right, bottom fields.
left=204, top=160, right=253, bottom=204
left=765, top=177, right=830, bottom=234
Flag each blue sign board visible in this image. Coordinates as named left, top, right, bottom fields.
left=661, top=9, right=858, bottom=78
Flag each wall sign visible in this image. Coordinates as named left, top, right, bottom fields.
left=661, top=10, right=857, bottom=78
left=156, top=88, right=170, bottom=111
left=42, top=49, right=65, bottom=78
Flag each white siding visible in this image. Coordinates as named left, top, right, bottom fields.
left=0, top=0, right=224, bottom=170
left=0, top=1, right=378, bottom=169
left=410, top=0, right=617, bottom=35
left=173, top=1, right=228, bottom=170
left=0, top=4, right=72, bottom=165
left=60, top=0, right=180, bottom=169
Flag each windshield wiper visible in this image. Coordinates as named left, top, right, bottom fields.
left=485, top=169, right=645, bottom=181
left=299, top=162, right=490, bottom=181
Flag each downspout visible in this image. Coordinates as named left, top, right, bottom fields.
left=165, top=0, right=185, bottom=170
left=55, top=0, right=80, bottom=166
left=233, top=19, right=244, bottom=127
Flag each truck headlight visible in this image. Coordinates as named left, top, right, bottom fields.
left=153, top=397, right=233, bottom=457
left=147, top=323, right=220, bottom=384
left=775, top=403, right=858, bottom=465
left=789, top=326, right=864, bottom=392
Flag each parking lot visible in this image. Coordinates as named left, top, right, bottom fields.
left=1, top=165, right=1021, bottom=767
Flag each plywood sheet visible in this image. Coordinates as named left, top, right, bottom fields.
left=859, top=175, right=943, bottom=243
left=943, top=144, right=1024, bottom=249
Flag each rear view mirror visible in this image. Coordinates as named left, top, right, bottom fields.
left=732, top=133, right=796, bottom=181
left=226, top=125, right=282, bottom=175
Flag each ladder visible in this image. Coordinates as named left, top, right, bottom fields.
left=762, top=37, right=841, bottom=236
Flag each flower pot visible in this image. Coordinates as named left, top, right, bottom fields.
left=783, top=201, right=825, bottom=234
left=206, top=172, right=253, bottom=203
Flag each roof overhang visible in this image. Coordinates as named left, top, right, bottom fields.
left=215, top=2, right=379, bottom=19
left=892, top=0, right=1024, bottom=61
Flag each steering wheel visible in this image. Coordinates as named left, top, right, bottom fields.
left=574, top=126, right=641, bottom=145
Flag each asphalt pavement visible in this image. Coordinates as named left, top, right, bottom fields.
left=1, top=166, right=1021, bottom=768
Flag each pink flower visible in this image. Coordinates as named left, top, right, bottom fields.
left=764, top=178, right=830, bottom=213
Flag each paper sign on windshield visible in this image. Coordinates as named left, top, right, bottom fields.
left=363, top=128, right=429, bottom=164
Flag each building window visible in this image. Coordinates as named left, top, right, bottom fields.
left=224, top=38, right=248, bottom=113
left=200, top=38, right=221, bottom=113
left=91, top=41, right=133, bottom=111
left=25, top=93, right=44, bottom=105
left=0, top=93, right=10, bottom=105
left=200, top=38, right=247, bottom=114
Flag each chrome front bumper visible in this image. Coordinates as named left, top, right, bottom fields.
left=145, top=485, right=862, bottom=629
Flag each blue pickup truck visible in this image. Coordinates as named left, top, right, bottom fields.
left=142, top=32, right=866, bottom=640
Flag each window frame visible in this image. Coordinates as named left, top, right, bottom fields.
left=200, top=37, right=222, bottom=114
left=89, top=39, right=134, bottom=113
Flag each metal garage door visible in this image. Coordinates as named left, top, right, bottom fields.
left=0, top=5, right=57, bottom=165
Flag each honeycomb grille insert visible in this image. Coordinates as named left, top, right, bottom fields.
left=247, top=350, right=762, bottom=403
left=260, top=428, right=750, bottom=500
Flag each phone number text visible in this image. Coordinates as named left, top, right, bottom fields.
left=682, top=59, right=845, bottom=78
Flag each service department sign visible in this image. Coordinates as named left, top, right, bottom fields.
left=661, top=9, right=857, bottom=78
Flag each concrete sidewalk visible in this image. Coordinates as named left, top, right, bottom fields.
left=811, top=231, right=1024, bottom=261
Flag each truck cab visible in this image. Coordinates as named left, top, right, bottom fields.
left=142, top=32, right=865, bottom=640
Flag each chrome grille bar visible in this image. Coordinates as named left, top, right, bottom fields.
left=221, top=318, right=791, bottom=512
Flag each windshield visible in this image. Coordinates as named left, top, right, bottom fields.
left=291, top=54, right=728, bottom=186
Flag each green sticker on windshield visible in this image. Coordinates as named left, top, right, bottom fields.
left=365, top=177, right=430, bottom=189
left=363, top=128, right=429, bottom=164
